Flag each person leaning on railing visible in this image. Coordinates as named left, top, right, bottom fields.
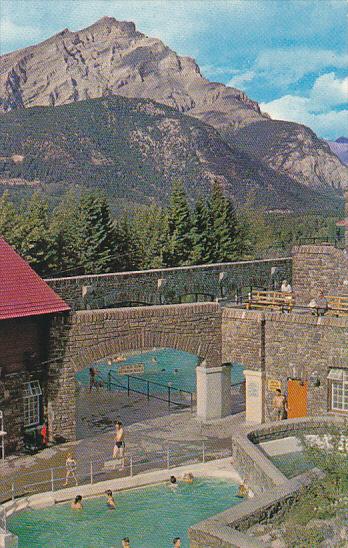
left=309, top=290, right=328, bottom=316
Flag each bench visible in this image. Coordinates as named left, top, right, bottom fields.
left=246, top=290, right=294, bottom=312
left=326, top=295, right=348, bottom=317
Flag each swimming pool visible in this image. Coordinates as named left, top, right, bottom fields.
left=76, top=348, right=244, bottom=393
left=9, top=478, right=241, bottom=547
left=269, top=451, right=314, bottom=479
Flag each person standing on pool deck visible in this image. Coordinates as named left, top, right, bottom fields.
left=272, top=389, right=287, bottom=421
left=113, top=421, right=125, bottom=469
left=64, top=453, right=78, bottom=485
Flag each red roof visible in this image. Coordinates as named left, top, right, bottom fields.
left=0, top=239, right=70, bottom=320
left=336, top=219, right=348, bottom=227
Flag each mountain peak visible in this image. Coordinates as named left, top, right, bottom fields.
left=84, top=16, right=137, bottom=35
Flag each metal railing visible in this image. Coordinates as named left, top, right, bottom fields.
left=0, top=505, right=6, bottom=533
left=298, top=236, right=345, bottom=249
left=105, top=371, right=195, bottom=411
left=0, top=440, right=231, bottom=505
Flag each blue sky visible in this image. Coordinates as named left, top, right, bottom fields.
left=1, top=0, right=347, bottom=139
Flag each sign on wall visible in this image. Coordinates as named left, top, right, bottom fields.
left=268, top=379, right=282, bottom=392
left=118, top=363, right=145, bottom=375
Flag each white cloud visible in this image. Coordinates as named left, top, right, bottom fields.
left=260, top=73, right=348, bottom=139
left=0, top=17, right=41, bottom=45
left=227, top=48, right=348, bottom=90
left=227, top=70, right=256, bottom=88
left=310, top=72, right=348, bottom=111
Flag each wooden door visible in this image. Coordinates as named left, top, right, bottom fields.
left=287, top=379, right=308, bottom=418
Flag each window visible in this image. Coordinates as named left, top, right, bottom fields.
left=23, top=381, right=42, bottom=427
left=328, top=369, right=348, bottom=412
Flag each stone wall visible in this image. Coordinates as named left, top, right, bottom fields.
left=0, top=317, right=50, bottom=453
left=263, top=311, right=348, bottom=420
left=221, top=308, right=348, bottom=422
left=222, top=308, right=264, bottom=370
left=47, top=303, right=222, bottom=441
left=45, top=258, right=291, bottom=311
left=292, top=245, right=348, bottom=305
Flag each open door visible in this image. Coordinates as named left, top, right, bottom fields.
left=287, top=379, right=308, bottom=418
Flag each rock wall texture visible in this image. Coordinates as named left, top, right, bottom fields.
left=292, top=245, right=348, bottom=305
left=45, top=257, right=291, bottom=311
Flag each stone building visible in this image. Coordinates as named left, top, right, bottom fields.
left=0, top=239, right=70, bottom=453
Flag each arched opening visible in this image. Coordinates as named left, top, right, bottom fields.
left=75, top=347, right=199, bottom=440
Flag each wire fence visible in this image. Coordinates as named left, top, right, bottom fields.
left=0, top=440, right=232, bottom=506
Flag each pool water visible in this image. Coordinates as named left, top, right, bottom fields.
left=9, top=478, right=240, bottom=548
left=76, top=348, right=244, bottom=393
left=270, top=451, right=314, bottom=479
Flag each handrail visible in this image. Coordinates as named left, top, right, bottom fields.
left=0, top=440, right=231, bottom=505
left=105, top=371, right=194, bottom=410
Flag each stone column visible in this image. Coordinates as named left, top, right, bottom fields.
left=196, top=362, right=231, bottom=421
left=243, top=369, right=265, bottom=423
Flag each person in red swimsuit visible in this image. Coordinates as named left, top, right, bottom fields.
left=41, top=420, right=48, bottom=447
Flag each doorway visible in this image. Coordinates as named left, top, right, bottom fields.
left=287, top=379, right=308, bottom=418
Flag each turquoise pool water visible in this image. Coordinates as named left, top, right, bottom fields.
left=76, top=348, right=244, bottom=393
left=270, top=451, right=314, bottom=479
left=9, top=478, right=240, bottom=548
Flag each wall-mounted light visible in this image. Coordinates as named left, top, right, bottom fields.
left=309, top=370, right=321, bottom=387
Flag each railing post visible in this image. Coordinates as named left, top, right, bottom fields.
left=50, top=468, right=54, bottom=492
left=130, top=456, right=133, bottom=477
left=168, top=386, right=171, bottom=408
left=107, top=370, right=111, bottom=391
left=202, top=441, right=205, bottom=463
left=190, top=392, right=193, bottom=412
left=167, top=447, right=170, bottom=469
left=147, top=380, right=150, bottom=401
left=11, top=483, right=15, bottom=502
left=127, top=376, right=130, bottom=397
left=90, top=461, right=93, bottom=485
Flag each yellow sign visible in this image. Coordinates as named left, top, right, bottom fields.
left=268, top=379, right=281, bottom=392
left=118, top=363, right=145, bottom=375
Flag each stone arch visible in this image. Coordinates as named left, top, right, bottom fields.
left=47, top=303, right=222, bottom=441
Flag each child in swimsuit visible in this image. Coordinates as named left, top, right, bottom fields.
left=105, top=489, right=116, bottom=509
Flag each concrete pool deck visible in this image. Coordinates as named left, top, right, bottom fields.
left=3, top=457, right=242, bottom=517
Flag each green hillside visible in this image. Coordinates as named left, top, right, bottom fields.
left=0, top=96, right=342, bottom=213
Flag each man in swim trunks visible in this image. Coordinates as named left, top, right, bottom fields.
left=272, top=389, right=287, bottom=421
left=113, top=421, right=125, bottom=469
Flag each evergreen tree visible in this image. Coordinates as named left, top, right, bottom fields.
left=115, top=217, right=142, bottom=272
left=209, top=182, right=239, bottom=262
left=76, top=191, right=117, bottom=274
left=164, top=181, right=193, bottom=266
left=18, top=192, right=56, bottom=275
left=0, top=191, right=20, bottom=247
left=191, top=197, right=214, bottom=264
left=132, top=204, right=169, bottom=269
left=50, top=190, right=80, bottom=275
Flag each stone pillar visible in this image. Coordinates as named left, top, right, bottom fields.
left=243, top=369, right=265, bottom=424
left=0, top=532, right=18, bottom=548
left=196, top=362, right=231, bottom=421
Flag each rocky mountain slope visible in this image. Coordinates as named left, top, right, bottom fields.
left=0, top=16, right=347, bottom=198
left=326, top=137, right=348, bottom=166
left=0, top=95, right=339, bottom=212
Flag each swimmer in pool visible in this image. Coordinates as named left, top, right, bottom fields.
left=152, top=357, right=158, bottom=364
left=105, top=489, right=116, bottom=509
left=161, top=368, right=166, bottom=372
left=174, top=368, right=179, bottom=374
left=182, top=472, right=194, bottom=484
left=71, top=495, right=83, bottom=510
left=122, top=538, right=131, bottom=547
left=173, top=538, right=181, bottom=547
left=169, top=475, right=178, bottom=490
